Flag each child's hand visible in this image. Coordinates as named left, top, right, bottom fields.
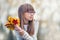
left=14, top=24, right=24, bottom=36
left=14, top=24, right=24, bottom=32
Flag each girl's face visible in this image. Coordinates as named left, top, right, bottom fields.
left=23, top=12, right=35, bottom=21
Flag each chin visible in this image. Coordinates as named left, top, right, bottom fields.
left=29, top=19, right=33, bottom=21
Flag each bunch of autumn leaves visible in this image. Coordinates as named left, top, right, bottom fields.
left=5, top=16, right=20, bottom=30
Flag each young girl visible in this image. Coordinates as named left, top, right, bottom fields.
left=14, top=3, right=39, bottom=40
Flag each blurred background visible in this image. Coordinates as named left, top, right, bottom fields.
left=0, top=0, right=60, bottom=40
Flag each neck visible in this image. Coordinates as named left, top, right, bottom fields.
left=23, top=18, right=28, bottom=25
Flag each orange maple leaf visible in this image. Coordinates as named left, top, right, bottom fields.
left=5, top=16, right=20, bottom=30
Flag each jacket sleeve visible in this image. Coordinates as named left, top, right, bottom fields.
left=21, top=21, right=39, bottom=40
